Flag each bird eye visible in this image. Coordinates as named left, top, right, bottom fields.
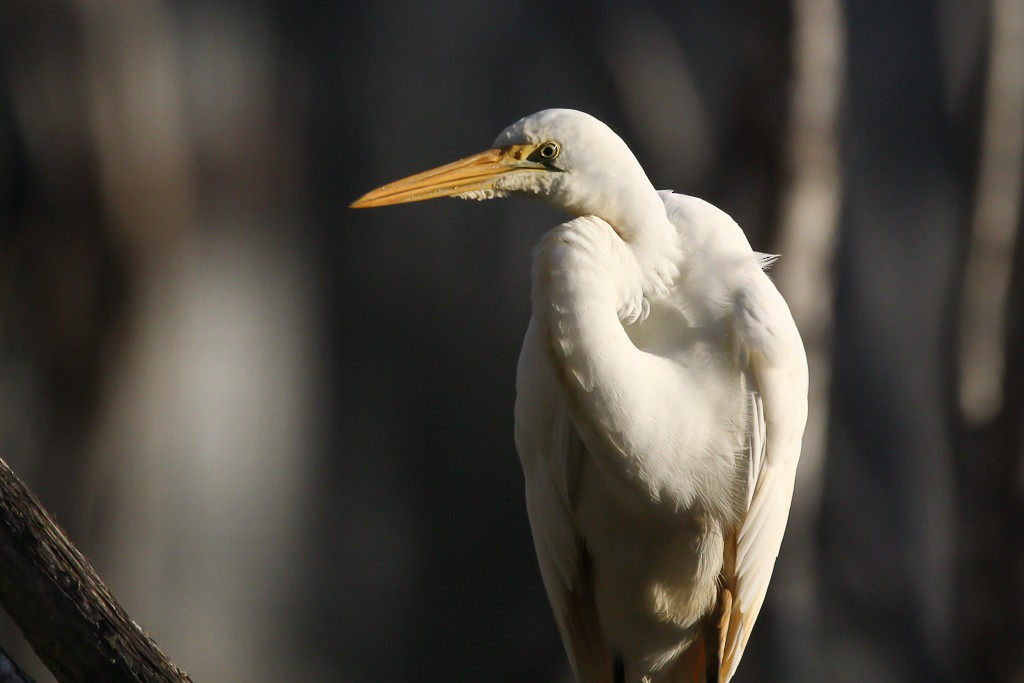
left=537, top=141, right=560, bottom=161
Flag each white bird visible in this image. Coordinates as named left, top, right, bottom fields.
left=352, top=109, right=808, bottom=683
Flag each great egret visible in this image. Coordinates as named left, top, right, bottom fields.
left=352, top=109, right=808, bottom=683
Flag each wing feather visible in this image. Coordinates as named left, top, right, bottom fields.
left=720, top=272, right=808, bottom=681
left=516, top=318, right=612, bottom=682
left=659, top=191, right=807, bottom=681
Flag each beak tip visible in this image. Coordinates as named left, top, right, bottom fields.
left=350, top=194, right=382, bottom=209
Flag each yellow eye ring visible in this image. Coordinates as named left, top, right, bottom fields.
left=538, top=141, right=560, bottom=160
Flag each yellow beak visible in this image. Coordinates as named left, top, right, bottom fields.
left=350, top=144, right=541, bottom=208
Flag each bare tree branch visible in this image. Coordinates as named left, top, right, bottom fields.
left=0, top=645, right=34, bottom=683
left=0, top=458, right=191, bottom=683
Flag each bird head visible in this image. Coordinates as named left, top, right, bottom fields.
left=351, top=109, right=660, bottom=234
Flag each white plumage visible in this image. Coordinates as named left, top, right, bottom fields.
left=353, top=109, right=808, bottom=683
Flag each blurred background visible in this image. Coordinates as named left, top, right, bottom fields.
left=0, top=0, right=1021, bottom=681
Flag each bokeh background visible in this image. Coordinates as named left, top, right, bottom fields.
left=1, top=1, right=1022, bottom=681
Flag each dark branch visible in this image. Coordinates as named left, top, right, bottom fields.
left=0, top=645, right=34, bottom=683
left=0, top=458, right=191, bottom=683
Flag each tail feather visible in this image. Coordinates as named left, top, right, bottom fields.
left=563, top=549, right=614, bottom=683
left=717, top=528, right=740, bottom=681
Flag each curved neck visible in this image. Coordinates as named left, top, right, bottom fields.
left=564, top=172, right=680, bottom=299
left=612, top=198, right=681, bottom=299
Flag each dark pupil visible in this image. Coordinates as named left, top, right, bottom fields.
left=542, top=144, right=556, bottom=158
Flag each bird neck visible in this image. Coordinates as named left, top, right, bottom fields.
left=609, top=195, right=681, bottom=299
left=533, top=216, right=642, bottom=335
left=532, top=205, right=679, bottom=333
